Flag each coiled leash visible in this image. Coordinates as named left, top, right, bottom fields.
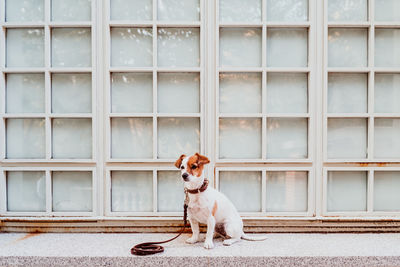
left=131, top=191, right=189, bottom=256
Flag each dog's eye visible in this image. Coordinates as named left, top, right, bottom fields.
left=191, top=164, right=197, bottom=169
left=180, top=166, right=184, bottom=170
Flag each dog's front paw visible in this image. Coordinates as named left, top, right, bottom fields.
left=186, top=237, right=199, bottom=244
left=203, top=240, right=214, bottom=249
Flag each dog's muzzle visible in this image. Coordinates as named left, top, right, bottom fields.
left=182, top=173, right=189, bottom=181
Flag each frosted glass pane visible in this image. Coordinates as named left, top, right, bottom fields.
left=111, top=0, right=152, bottom=21
left=267, top=118, right=308, bottom=159
left=6, top=74, right=45, bottom=113
left=267, top=0, right=308, bottom=22
left=267, top=28, right=308, bottom=67
left=158, top=73, right=199, bottom=113
left=374, top=119, right=400, bottom=159
left=52, top=74, right=91, bottom=113
left=6, top=0, right=44, bottom=22
left=111, top=73, right=153, bottom=113
left=111, top=28, right=153, bottom=67
left=158, top=118, right=199, bottom=159
left=6, top=119, right=45, bottom=159
left=7, top=29, right=44, bottom=67
left=111, top=118, right=153, bottom=159
left=328, top=28, right=367, bottom=67
left=219, top=0, right=261, bottom=22
left=328, top=0, right=367, bottom=21
left=52, top=119, right=92, bottom=159
left=327, top=171, right=367, bottom=212
left=266, top=73, right=308, bottom=113
left=158, top=171, right=183, bottom=212
left=374, top=74, right=400, bottom=113
left=158, top=0, right=199, bottom=21
left=111, top=171, right=153, bottom=212
left=374, top=172, right=400, bottom=211
left=219, top=73, right=262, bottom=113
left=375, top=0, right=400, bottom=21
left=7, top=171, right=46, bottom=212
left=219, top=171, right=261, bottom=212
left=52, top=28, right=91, bottom=67
left=219, top=118, right=261, bottom=159
left=51, top=0, right=91, bottom=21
left=220, top=28, right=261, bottom=67
left=328, top=73, right=367, bottom=113
left=375, top=29, right=400, bottom=67
left=266, top=171, right=308, bottom=212
left=328, top=119, right=367, bottom=159
left=157, top=28, right=199, bottom=67
left=52, top=171, right=92, bottom=212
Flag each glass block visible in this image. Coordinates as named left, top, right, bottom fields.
left=158, top=118, right=199, bottom=159
left=111, top=73, right=152, bottom=113
left=111, top=0, right=152, bottom=21
left=6, top=119, right=45, bottom=159
left=52, top=119, right=92, bottom=159
left=157, top=171, right=183, bottom=212
left=267, top=28, right=308, bottom=67
left=219, top=171, right=261, bottom=212
left=52, top=28, right=91, bottom=67
left=6, top=0, right=44, bottom=22
left=219, top=118, right=261, bottom=159
left=374, top=172, right=400, bottom=211
left=111, top=171, right=153, bottom=212
left=374, top=119, right=400, bottom=159
left=111, top=118, right=153, bottom=159
left=158, top=73, right=199, bottom=113
left=111, top=28, right=153, bottom=67
left=267, top=118, right=308, bottom=159
left=327, top=118, right=367, bottom=159
left=220, top=28, right=262, bottom=67
left=52, top=74, right=91, bottom=113
left=157, top=28, right=200, bottom=67
left=267, top=0, right=308, bottom=22
left=52, top=171, right=92, bottom=212
left=375, top=0, right=400, bottom=21
left=266, top=73, right=308, bottom=113
left=266, top=171, right=308, bottom=212
left=7, top=171, right=46, bottom=212
left=328, top=73, right=368, bottom=113
left=158, top=0, right=199, bottom=21
left=375, top=29, right=400, bottom=67
left=7, top=29, right=44, bottom=67
left=328, top=28, right=367, bottom=67
left=6, top=74, right=45, bottom=113
left=327, top=171, right=367, bottom=212
left=328, top=0, right=367, bottom=21
left=51, top=0, right=91, bottom=21
left=374, top=74, right=400, bottom=113
left=219, top=73, right=262, bottom=113
left=219, top=0, right=261, bottom=22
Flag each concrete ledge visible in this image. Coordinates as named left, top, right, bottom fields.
left=1, top=233, right=400, bottom=266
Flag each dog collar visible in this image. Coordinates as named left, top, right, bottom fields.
left=185, top=179, right=209, bottom=194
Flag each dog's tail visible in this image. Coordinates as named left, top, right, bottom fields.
left=241, top=233, right=267, bottom=241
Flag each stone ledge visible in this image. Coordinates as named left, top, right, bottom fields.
left=1, top=233, right=400, bottom=266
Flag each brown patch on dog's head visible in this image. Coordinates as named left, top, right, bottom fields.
left=186, top=153, right=210, bottom=177
left=175, top=154, right=186, bottom=169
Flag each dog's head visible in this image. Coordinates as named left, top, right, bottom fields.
left=175, top=153, right=210, bottom=184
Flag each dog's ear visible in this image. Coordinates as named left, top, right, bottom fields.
left=195, top=153, right=210, bottom=165
left=175, top=154, right=186, bottom=169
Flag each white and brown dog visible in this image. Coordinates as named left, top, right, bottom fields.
left=175, top=153, right=267, bottom=249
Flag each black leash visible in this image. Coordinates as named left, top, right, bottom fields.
left=131, top=193, right=189, bottom=256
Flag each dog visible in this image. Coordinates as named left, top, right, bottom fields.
left=175, top=153, right=267, bottom=249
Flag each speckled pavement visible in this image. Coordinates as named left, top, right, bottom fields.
left=1, top=233, right=400, bottom=266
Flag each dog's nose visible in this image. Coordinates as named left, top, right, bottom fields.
left=182, top=173, right=189, bottom=181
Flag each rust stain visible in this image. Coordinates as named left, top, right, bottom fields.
left=377, top=162, right=387, bottom=167
left=14, top=232, right=41, bottom=242
left=359, top=163, right=369, bottom=167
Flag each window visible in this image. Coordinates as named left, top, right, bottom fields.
left=1, top=0, right=400, bottom=222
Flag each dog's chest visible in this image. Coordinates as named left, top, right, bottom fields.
left=188, top=195, right=211, bottom=223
